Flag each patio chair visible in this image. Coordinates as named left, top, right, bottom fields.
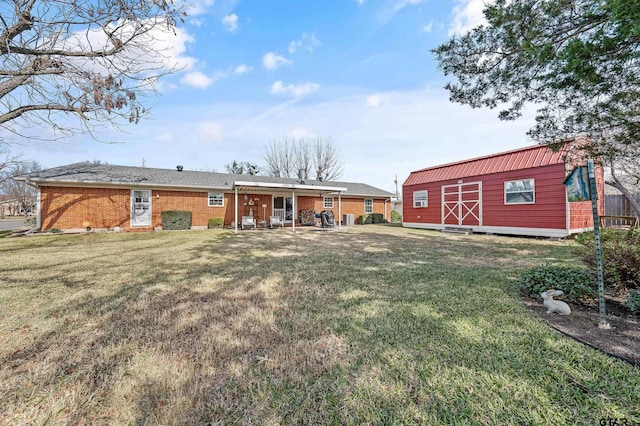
left=241, top=216, right=256, bottom=230
left=269, top=215, right=284, bottom=229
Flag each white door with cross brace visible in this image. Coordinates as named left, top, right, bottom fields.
left=441, top=182, right=482, bottom=227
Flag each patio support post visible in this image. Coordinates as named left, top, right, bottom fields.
left=234, top=186, right=238, bottom=234
left=291, top=190, right=296, bottom=232
left=338, top=191, right=341, bottom=230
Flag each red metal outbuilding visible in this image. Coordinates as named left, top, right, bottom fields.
left=402, top=142, right=604, bottom=238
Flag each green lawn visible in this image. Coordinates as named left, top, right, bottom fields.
left=0, top=226, right=638, bottom=424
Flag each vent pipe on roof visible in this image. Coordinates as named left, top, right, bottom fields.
left=176, top=165, right=183, bottom=172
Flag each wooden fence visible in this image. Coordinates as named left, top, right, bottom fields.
left=604, top=194, right=640, bottom=227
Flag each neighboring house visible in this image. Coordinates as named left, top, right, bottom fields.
left=0, top=198, right=34, bottom=217
left=402, top=143, right=604, bottom=238
left=15, top=163, right=394, bottom=232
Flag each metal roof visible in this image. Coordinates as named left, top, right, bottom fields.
left=17, top=162, right=393, bottom=198
left=404, top=144, right=571, bottom=186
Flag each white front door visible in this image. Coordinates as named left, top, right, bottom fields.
left=131, top=189, right=152, bottom=227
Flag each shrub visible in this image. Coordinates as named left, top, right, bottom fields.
left=517, top=264, right=597, bottom=302
left=161, top=210, right=192, bottom=230
left=626, top=290, right=640, bottom=314
left=391, top=210, right=402, bottom=223
left=356, top=215, right=372, bottom=225
left=574, top=228, right=640, bottom=292
left=371, top=213, right=385, bottom=224
left=25, top=217, right=36, bottom=228
left=208, top=217, right=224, bottom=229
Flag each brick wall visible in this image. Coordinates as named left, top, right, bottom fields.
left=40, top=186, right=390, bottom=230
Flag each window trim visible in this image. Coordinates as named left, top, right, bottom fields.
left=208, top=192, right=224, bottom=207
left=364, top=198, right=373, bottom=214
left=413, top=190, right=428, bottom=208
left=323, top=196, right=334, bottom=209
left=504, top=179, right=535, bottom=205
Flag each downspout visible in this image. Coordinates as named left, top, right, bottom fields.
left=291, top=190, right=296, bottom=233
left=24, top=179, right=41, bottom=234
left=338, top=191, right=341, bottom=230
left=234, top=186, right=238, bottom=235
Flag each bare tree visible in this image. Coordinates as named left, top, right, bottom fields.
left=0, top=0, right=186, bottom=141
left=2, top=161, right=41, bottom=217
left=0, top=145, right=21, bottom=185
left=263, top=136, right=344, bottom=181
left=263, top=138, right=296, bottom=178
left=605, top=143, right=640, bottom=216
left=312, top=136, right=344, bottom=181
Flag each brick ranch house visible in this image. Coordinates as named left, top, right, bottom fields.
left=403, top=143, right=605, bottom=238
left=15, top=163, right=394, bottom=233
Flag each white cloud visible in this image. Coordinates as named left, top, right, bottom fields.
left=262, top=52, right=293, bottom=70
left=366, top=94, right=382, bottom=107
left=449, top=0, right=490, bottom=35
left=288, top=33, right=321, bottom=54
left=421, top=20, right=434, bottom=33
left=234, top=64, right=251, bottom=74
left=270, top=81, right=320, bottom=98
left=378, top=0, right=428, bottom=24
left=288, top=127, right=313, bottom=139
left=156, top=132, right=173, bottom=142
left=198, top=121, right=223, bottom=143
left=180, top=71, right=215, bottom=88
left=184, top=0, right=215, bottom=16
left=222, top=14, right=238, bottom=33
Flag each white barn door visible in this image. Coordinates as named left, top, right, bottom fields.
left=442, top=182, right=482, bottom=226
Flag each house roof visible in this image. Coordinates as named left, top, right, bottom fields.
left=404, top=143, right=572, bottom=186
left=16, top=162, right=394, bottom=198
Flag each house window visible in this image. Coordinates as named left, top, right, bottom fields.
left=364, top=199, right=373, bottom=214
left=413, top=190, right=428, bottom=207
left=505, top=179, right=535, bottom=204
left=323, top=197, right=334, bottom=208
left=208, top=192, right=224, bottom=207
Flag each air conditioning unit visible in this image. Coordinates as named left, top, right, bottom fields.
left=414, top=200, right=427, bottom=207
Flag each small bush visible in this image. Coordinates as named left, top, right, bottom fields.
left=161, top=210, right=192, bottom=230
left=574, top=228, right=640, bottom=292
left=25, top=217, right=36, bottom=228
left=626, top=290, right=640, bottom=314
left=208, top=217, right=224, bottom=229
left=356, top=215, right=372, bottom=225
left=371, top=213, right=385, bottom=224
left=517, top=264, right=597, bottom=302
left=391, top=210, right=402, bottom=223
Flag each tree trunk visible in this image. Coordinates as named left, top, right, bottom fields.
left=605, top=170, right=640, bottom=218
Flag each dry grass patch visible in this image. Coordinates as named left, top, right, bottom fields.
left=0, top=226, right=638, bottom=424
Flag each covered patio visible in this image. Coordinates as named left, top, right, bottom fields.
left=232, top=180, right=348, bottom=233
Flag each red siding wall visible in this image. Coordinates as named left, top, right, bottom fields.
left=403, top=164, right=569, bottom=230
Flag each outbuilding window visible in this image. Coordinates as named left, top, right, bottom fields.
left=323, top=197, right=334, bottom=208
left=208, top=193, right=224, bottom=207
left=364, top=199, right=373, bottom=214
left=413, top=190, right=428, bottom=207
left=505, top=179, right=535, bottom=204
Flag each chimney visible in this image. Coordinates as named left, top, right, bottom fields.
left=176, top=165, right=183, bottom=172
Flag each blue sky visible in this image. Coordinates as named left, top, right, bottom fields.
left=16, top=0, right=537, bottom=194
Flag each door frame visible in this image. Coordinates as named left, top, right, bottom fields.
left=272, top=195, right=296, bottom=223
left=441, top=181, right=482, bottom=226
left=130, top=189, right=152, bottom=227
